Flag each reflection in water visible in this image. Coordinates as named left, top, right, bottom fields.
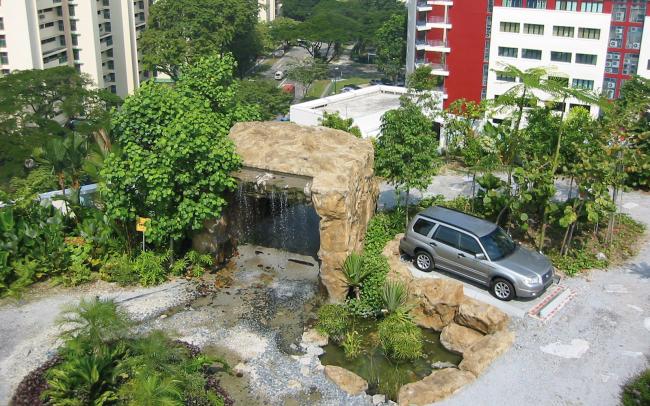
left=232, top=184, right=320, bottom=257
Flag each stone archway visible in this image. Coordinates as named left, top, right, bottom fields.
left=228, top=122, right=379, bottom=301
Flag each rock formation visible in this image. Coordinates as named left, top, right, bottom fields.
left=228, top=122, right=379, bottom=301
left=323, top=365, right=369, bottom=395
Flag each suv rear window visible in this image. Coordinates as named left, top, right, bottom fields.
left=413, top=218, right=436, bottom=236
left=433, top=226, right=460, bottom=248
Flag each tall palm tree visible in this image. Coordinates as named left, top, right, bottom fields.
left=34, top=132, right=90, bottom=199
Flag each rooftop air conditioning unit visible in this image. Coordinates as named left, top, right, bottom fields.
left=606, top=81, right=616, bottom=88
left=632, top=43, right=640, bottom=49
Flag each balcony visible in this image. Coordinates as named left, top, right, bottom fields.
left=431, top=0, right=453, bottom=5
left=417, top=0, right=432, bottom=11
left=416, top=16, right=452, bottom=31
left=414, top=59, right=450, bottom=76
left=415, top=39, right=451, bottom=52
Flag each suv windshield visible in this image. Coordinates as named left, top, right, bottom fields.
left=479, top=227, right=516, bottom=261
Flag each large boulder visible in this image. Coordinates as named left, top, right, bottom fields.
left=459, top=330, right=515, bottom=377
left=440, top=322, right=484, bottom=355
left=410, top=279, right=464, bottom=331
left=229, top=122, right=379, bottom=302
left=397, top=368, right=475, bottom=406
left=301, top=328, right=328, bottom=347
left=454, top=297, right=509, bottom=334
left=323, top=365, right=368, bottom=395
left=383, top=234, right=415, bottom=287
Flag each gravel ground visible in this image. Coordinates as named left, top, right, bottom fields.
left=0, top=279, right=197, bottom=402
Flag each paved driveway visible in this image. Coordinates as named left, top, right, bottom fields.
left=382, top=174, right=650, bottom=406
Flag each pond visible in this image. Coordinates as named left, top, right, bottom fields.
left=319, top=319, right=462, bottom=401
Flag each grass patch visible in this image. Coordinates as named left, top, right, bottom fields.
left=306, top=79, right=331, bottom=98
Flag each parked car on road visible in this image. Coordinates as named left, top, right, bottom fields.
left=274, top=70, right=285, bottom=80
left=341, top=84, right=361, bottom=93
left=370, top=79, right=382, bottom=86
left=399, top=206, right=556, bottom=301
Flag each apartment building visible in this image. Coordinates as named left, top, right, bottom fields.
left=258, top=0, right=278, bottom=22
left=406, top=0, right=650, bottom=115
left=0, top=0, right=153, bottom=97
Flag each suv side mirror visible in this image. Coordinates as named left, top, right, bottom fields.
left=475, top=253, right=487, bottom=261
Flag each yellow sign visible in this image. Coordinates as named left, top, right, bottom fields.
left=136, top=217, right=150, bottom=232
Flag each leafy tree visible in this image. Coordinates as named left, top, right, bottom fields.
left=101, top=55, right=258, bottom=248
left=0, top=67, right=117, bottom=139
left=406, top=65, right=442, bottom=92
left=268, top=17, right=301, bottom=51
left=285, top=58, right=329, bottom=96
left=140, top=0, right=260, bottom=80
left=236, top=79, right=293, bottom=120
left=320, top=112, right=362, bottom=137
left=375, top=100, right=441, bottom=225
left=281, top=0, right=321, bottom=21
left=375, top=13, right=406, bottom=82
left=295, top=9, right=361, bottom=62
left=33, top=133, right=91, bottom=198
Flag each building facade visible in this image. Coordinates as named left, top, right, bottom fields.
left=258, top=0, right=278, bottom=22
left=0, top=0, right=153, bottom=97
left=406, top=0, right=650, bottom=114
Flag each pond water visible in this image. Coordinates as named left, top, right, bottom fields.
left=319, top=320, right=462, bottom=400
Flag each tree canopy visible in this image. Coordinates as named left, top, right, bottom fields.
left=375, top=13, right=406, bottom=82
left=101, top=54, right=259, bottom=246
left=235, top=79, right=293, bottom=120
left=139, top=0, right=260, bottom=79
left=320, top=112, right=362, bottom=137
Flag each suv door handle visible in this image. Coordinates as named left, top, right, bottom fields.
left=457, top=252, right=465, bottom=258
left=429, top=241, right=437, bottom=247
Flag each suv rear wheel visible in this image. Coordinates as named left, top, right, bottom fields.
left=491, top=278, right=515, bottom=301
left=414, top=251, right=434, bottom=272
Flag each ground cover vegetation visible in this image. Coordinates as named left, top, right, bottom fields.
left=621, top=368, right=650, bottom=406
left=12, top=297, right=232, bottom=406
left=0, top=55, right=258, bottom=298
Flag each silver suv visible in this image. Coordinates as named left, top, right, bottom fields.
left=399, top=206, right=555, bottom=301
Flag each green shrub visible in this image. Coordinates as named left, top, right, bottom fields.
left=173, top=250, right=213, bottom=278
left=316, top=304, right=351, bottom=341
left=549, top=250, right=608, bottom=276
left=621, top=368, right=650, bottom=406
left=134, top=251, right=169, bottom=287
left=378, top=311, right=423, bottom=360
left=342, top=330, right=364, bottom=359
left=381, top=280, right=409, bottom=314
left=342, top=252, right=370, bottom=299
left=100, top=254, right=138, bottom=286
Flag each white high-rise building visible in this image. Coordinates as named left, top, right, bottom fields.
left=258, top=0, right=277, bottom=22
left=0, top=0, right=153, bottom=97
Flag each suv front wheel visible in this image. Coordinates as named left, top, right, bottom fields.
left=414, top=251, right=434, bottom=272
left=491, top=278, right=515, bottom=301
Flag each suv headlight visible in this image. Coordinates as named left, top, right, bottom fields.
left=522, top=275, right=541, bottom=285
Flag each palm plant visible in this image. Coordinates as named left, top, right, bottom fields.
left=57, top=297, right=131, bottom=347
left=381, top=279, right=409, bottom=314
left=121, top=331, right=187, bottom=376
left=341, top=252, right=370, bottom=300
left=118, top=373, right=183, bottom=406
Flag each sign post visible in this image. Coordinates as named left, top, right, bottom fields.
left=136, top=217, right=150, bottom=251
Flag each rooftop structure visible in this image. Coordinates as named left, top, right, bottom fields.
left=290, top=85, right=444, bottom=138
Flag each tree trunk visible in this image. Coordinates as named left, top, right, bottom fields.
left=354, top=286, right=360, bottom=300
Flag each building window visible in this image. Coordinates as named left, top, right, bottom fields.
left=553, top=25, right=574, bottom=37
left=578, top=28, right=600, bottom=39
left=606, top=52, right=621, bottom=73
left=603, top=77, right=617, bottom=98
left=609, top=25, right=624, bottom=48
left=68, top=5, right=75, bottom=17
left=58, top=20, right=64, bottom=31
left=486, top=16, right=492, bottom=37
left=498, top=46, right=518, bottom=57
left=59, top=35, right=66, bottom=46
left=551, top=51, right=572, bottom=62
left=548, top=76, right=569, bottom=87
left=107, top=60, right=114, bottom=69
left=73, top=49, right=80, bottom=60
left=0, top=52, right=8, bottom=64
left=0, top=35, right=5, bottom=48
left=623, top=53, right=639, bottom=75
left=612, top=2, right=626, bottom=21
left=524, top=23, right=544, bottom=35
left=484, top=42, right=490, bottom=62
left=503, top=0, right=523, bottom=6
left=555, top=1, right=577, bottom=11
left=56, top=6, right=63, bottom=16
left=482, top=64, right=489, bottom=85
left=526, top=0, right=547, bottom=8
left=572, top=79, right=594, bottom=89
left=629, top=2, right=646, bottom=23
left=0, top=18, right=4, bottom=31
left=626, top=26, right=642, bottom=49
left=497, top=72, right=517, bottom=82
left=72, top=34, right=78, bottom=46
left=41, top=36, right=57, bottom=45
left=581, top=1, right=603, bottom=12
left=522, top=48, right=542, bottom=59
left=647, top=59, right=650, bottom=70
left=575, top=53, right=597, bottom=65
left=70, top=19, right=77, bottom=31
left=500, top=22, right=520, bottom=33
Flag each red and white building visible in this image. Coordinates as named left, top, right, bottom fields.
left=406, top=0, right=650, bottom=115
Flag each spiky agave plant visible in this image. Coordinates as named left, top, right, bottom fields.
left=341, top=252, right=370, bottom=300
left=381, top=279, right=410, bottom=314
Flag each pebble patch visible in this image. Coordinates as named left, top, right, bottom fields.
left=540, top=339, right=590, bottom=359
